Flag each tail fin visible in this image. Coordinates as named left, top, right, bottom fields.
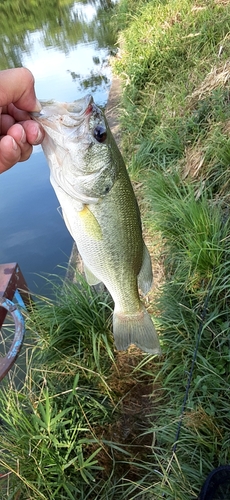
left=113, top=306, right=161, bottom=355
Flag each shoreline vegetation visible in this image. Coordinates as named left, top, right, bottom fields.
left=1, top=0, right=230, bottom=498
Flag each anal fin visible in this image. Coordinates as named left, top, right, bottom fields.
left=84, top=263, right=101, bottom=286
left=138, top=243, right=153, bottom=296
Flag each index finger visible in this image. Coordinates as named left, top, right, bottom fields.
left=0, top=67, right=41, bottom=112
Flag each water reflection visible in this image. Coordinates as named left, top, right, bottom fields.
left=0, top=0, right=116, bottom=68
left=0, top=0, right=117, bottom=294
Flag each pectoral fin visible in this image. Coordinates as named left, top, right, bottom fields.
left=79, top=205, right=103, bottom=240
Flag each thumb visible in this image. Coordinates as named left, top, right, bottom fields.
left=0, top=67, right=41, bottom=112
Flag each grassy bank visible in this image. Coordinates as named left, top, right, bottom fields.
left=1, top=0, right=230, bottom=498
left=112, top=0, right=230, bottom=497
left=0, top=278, right=161, bottom=499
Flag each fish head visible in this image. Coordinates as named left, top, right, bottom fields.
left=32, top=95, right=119, bottom=205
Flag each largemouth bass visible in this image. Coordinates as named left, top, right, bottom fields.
left=32, top=95, right=161, bottom=354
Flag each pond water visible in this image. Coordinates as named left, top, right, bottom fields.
left=0, top=0, right=117, bottom=296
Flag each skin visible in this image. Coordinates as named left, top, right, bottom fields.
left=0, top=67, right=45, bottom=173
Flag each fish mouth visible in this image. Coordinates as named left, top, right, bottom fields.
left=65, top=95, right=94, bottom=117
left=30, top=95, right=104, bottom=144
left=80, top=99, right=94, bottom=117
left=30, top=95, right=94, bottom=120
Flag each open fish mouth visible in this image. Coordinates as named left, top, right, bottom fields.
left=30, top=95, right=94, bottom=124
left=31, top=95, right=107, bottom=145
left=30, top=95, right=109, bottom=204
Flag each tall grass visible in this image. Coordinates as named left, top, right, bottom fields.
left=112, top=0, right=230, bottom=497
left=0, top=277, right=115, bottom=498
left=0, top=276, right=162, bottom=499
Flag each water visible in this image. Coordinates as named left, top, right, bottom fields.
left=0, top=0, right=117, bottom=296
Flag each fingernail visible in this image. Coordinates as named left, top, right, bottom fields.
left=32, top=98, right=42, bottom=112
left=20, top=129, right=27, bottom=144
left=12, top=138, right=18, bottom=151
left=34, top=127, right=44, bottom=144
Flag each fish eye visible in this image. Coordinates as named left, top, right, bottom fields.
left=93, top=125, right=107, bottom=143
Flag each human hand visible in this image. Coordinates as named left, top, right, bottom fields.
left=0, top=67, right=45, bottom=174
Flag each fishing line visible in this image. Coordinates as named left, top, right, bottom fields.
left=162, top=208, right=229, bottom=497
left=160, top=268, right=216, bottom=500
left=172, top=208, right=229, bottom=454
left=172, top=269, right=215, bottom=454
left=161, top=270, right=215, bottom=496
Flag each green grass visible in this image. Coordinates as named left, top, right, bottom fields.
left=112, top=0, right=230, bottom=497
left=0, top=276, right=161, bottom=499
left=0, top=278, right=115, bottom=499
